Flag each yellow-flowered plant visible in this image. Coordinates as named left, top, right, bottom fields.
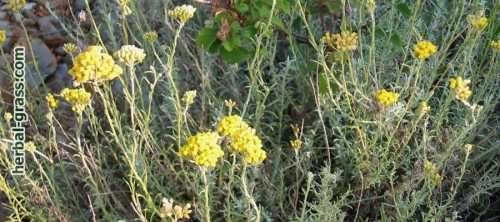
left=449, top=76, right=472, bottom=104
left=376, top=89, right=399, bottom=107
left=0, top=30, right=6, bottom=45
left=7, top=0, right=26, bottom=12
left=490, top=40, right=500, bottom=51
left=25, top=141, right=36, bottom=153
left=366, top=0, right=376, bottom=13
left=63, top=43, right=78, bottom=53
left=322, top=31, right=358, bottom=52
left=468, top=12, right=488, bottom=30
left=217, top=115, right=267, bottom=165
left=46, top=93, right=59, bottom=109
left=424, top=160, right=443, bottom=186
left=168, top=5, right=196, bottom=24
left=60, top=88, right=92, bottom=113
left=144, top=31, right=158, bottom=42
left=182, top=90, right=197, bottom=106
left=179, top=132, right=224, bottom=168
left=114, top=45, right=146, bottom=66
left=69, top=46, right=123, bottom=84
left=413, top=41, right=438, bottom=59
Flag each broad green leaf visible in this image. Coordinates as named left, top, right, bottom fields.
left=396, top=2, right=412, bottom=18
left=220, top=47, right=252, bottom=63
left=196, top=27, right=218, bottom=50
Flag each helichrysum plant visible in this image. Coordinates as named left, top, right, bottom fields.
left=182, top=90, right=197, bottom=106
left=179, top=131, right=224, bottom=168
left=7, top=0, right=26, bottom=12
left=159, top=198, right=192, bottom=221
left=144, top=31, right=158, bottom=42
left=424, top=161, right=443, bottom=187
left=69, top=46, right=123, bottom=85
left=60, top=88, right=92, bottom=113
left=413, top=40, right=438, bottom=59
left=63, top=43, right=78, bottom=54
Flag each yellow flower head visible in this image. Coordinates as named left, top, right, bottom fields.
left=114, top=45, right=146, bottom=66
left=25, top=141, right=36, bottom=153
left=0, top=30, right=6, bottom=45
left=449, top=76, right=472, bottom=103
left=464, top=144, right=473, bottom=153
left=60, top=88, right=92, bottom=113
left=413, top=41, right=437, bottom=59
left=69, top=45, right=123, bottom=84
left=376, top=89, right=399, bottom=107
left=179, top=132, right=224, bottom=168
left=168, top=5, right=196, bottom=24
left=290, top=139, right=302, bottom=151
left=46, top=93, right=59, bottom=109
left=424, top=160, right=443, bottom=186
left=322, top=31, right=358, bottom=52
left=490, top=40, right=500, bottom=51
left=217, top=115, right=267, bottom=165
left=182, top=90, right=197, bottom=106
left=63, top=43, right=78, bottom=54
left=3, top=112, right=13, bottom=122
left=468, top=12, right=488, bottom=30
left=366, top=0, right=376, bottom=13
left=144, top=31, right=159, bottom=42
left=7, top=0, right=26, bottom=12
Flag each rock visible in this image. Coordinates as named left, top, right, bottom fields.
left=45, top=63, right=72, bottom=92
left=18, top=38, right=57, bottom=87
left=37, top=16, right=65, bottom=46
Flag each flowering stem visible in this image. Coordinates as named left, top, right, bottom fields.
left=201, top=168, right=211, bottom=222
left=241, top=163, right=261, bottom=222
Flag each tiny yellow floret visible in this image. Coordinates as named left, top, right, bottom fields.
left=490, top=40, right=500, bottom=51
left=322, top=31, right=358, bottom=52
left=468, top=13, right=488, bottom=30
left=449, top=76, right=472, bottom=103
left=0, top=30, right=6, bottom=44
left=63, top=43, right=78, bottom=53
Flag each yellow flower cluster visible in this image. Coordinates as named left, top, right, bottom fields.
left=7, top=0, right=26, bottom=12
left=290, top=139, right=302, bottom=151
left=322, top=31, right=358, bottom=52
left=46, top=93, right=59, bottom=109
left=114, top=45, right=146, bottom=66
left=490, top=40, right=500, bottom=51
left=449, top=76, right=472, bottom=103
left=60, top=88, right=92, bottom=113
left=144, top=31, right=158, bottom=42
left=413, top=41, right=438, bottom=59
left=424, top=160, right=443, bottom=186
left=159, top=198, right=192, bottom=220
left=0, top=30, right=6, bottom=44
left=217, top=115, right=267, bottom=165
left=69, top=46, right=123, bottom=84
left=376, top=89, right=399, bottom=107
left=468, top=13, right=488, bottom=30
left=179, top=132, right=224, bottom=168
left=168, top=5, right=196, bottom=24
left=182, top=90, right=197, bottom=106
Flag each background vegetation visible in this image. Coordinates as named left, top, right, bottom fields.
left=0, top=0, right=499, bottom=221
